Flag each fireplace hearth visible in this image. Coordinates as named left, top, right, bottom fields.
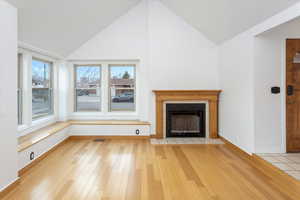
left=166, top=103, right=206, bottom=137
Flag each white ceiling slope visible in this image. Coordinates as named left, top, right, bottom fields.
left=7, top=0, right=140, bottom=57
left=161, top=0, right=300, bottom=44
left=7, top=0, right=300, bottom=56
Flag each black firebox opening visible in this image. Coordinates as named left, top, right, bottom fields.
left=166, top=103, right=206, bottom=137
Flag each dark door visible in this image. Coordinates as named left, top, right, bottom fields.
left=286, top=39, right=300, bottom=152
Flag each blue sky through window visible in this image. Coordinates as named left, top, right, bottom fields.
left=76, top=66, right=101, bottom=82
left=32, top=59, right=50, bottom=80
left=110, top=66, right=134, bottom=79
left=32, top=59, right=51, bottom=88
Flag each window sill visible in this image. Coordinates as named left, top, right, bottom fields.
left=32, top=115, right=56, bottom=126
left=18, top=115, right=57, bottom=137
left=18, top=124, right=29, bottom=132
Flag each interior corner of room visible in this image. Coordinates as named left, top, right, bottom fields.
left=2, top=0, right=300, bottom=199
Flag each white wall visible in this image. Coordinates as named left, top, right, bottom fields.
left=148, top=0, right=219, bottom=133
left=219, top=33, right=255, bottom=154
left=254, top=17, right=300, bottom=153
left=67, top=0, right=219, bottom=134
left=0, top=0, right=18, bottom=191
left=148, top=0, right=219, bottom=90
left=58, top=61, right=70, bottom=121
left=218, top=2, right=300, bottom=154
left=68, top=0, right=149, bottom=123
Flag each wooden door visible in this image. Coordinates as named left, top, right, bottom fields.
left=286, top=39, right=300, bottom=152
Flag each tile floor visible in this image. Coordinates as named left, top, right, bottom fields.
left=150, top=137, right=224, bottom=145
left=258, top=153, right=300, bottom=180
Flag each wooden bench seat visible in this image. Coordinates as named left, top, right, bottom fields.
left=18, top=122, right=70, bottom=152
left=18, top=120, right=151, bottom=152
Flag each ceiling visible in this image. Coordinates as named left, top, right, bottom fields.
left=161, top=0, right=300, bottom=44
left=7, top=0, right=300, bottom=57
left=7, top=0, right=140, bottom=57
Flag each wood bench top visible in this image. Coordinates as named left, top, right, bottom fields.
left=18, top=122, right=70, bottom=152
left=18, top=120, right=151, bottom=152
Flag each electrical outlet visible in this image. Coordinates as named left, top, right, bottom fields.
left=136, top=129, right=140, bottom=135
left=30, top=152, right=35, bottom=160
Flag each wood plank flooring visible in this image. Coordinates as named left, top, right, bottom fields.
left=3, top=139, right=300, bottom=200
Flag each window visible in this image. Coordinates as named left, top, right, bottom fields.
left=17, top=53, right=23, bottom=124
left=109, top=65, right=135, bottom=112
left=75, top=65, right=101, bottom=112
left=32, top=58, right=53, bottom=119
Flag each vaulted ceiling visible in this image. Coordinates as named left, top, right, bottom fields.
left=7, top=0, right=300, bottom=57
left=7, top=0, right=140, bottom=56
left=161, top=0, right=300, bottom=44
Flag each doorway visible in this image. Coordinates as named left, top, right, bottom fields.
left=286, top=39, right=300, bottom=152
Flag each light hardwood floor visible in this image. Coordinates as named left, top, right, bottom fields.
left=3, top=139, right=300, bottom=200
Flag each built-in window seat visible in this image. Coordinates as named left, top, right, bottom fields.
left=18, top=120, right=151, bottom=175
left=18, top=122, right=70, bottom=152
left=18, top=120, right=151, bottom=151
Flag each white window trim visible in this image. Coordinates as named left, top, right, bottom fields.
left=108, top=64, right=136, bottom=112
left=68, top=60, right=140, bottom=120
left=32, top=57, right=54, bottom=119
left=17, top=48, right=59, bottom=136
left=17, top=53, right=23, bottom=125
left=74, top=64, right=102, bottom=112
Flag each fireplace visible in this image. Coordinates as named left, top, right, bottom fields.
left=153, top=90, right=221, bottom=138
left=166, top=103, right=206, bottom=137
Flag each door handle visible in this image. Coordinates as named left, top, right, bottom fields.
left=287, top=100, right=295, bottom=104
left=287, top=85, right=294, bottom=96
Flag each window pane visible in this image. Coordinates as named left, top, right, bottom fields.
left=17, top=53, right=22, bottom=124
left=32, top=59, right=53, bottom=119
left=32, top=88, right=52, bottom=118
left=75, top=66, right=101, bottom=112
left=76, top=66, right=101, bottom=88
left=32, top=59, right=51, bottom=88
left=109, top=66, right=135, bottom=111
left=76, top=89, right=101, bottom=111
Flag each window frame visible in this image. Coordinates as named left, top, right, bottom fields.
left=31, top=57, right=54, bottom=120
left=17, top=47, right=59, bottom=137
left=108, top=64, right=136, bottom=112
left=17, top=53, right=23, bottom=125
left=74, top=64, right=102, bottom=112
left=70, top=61, right=139, bottom=118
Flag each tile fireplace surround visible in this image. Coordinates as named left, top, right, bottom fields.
left=153, top=90, right=221, bottom=139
